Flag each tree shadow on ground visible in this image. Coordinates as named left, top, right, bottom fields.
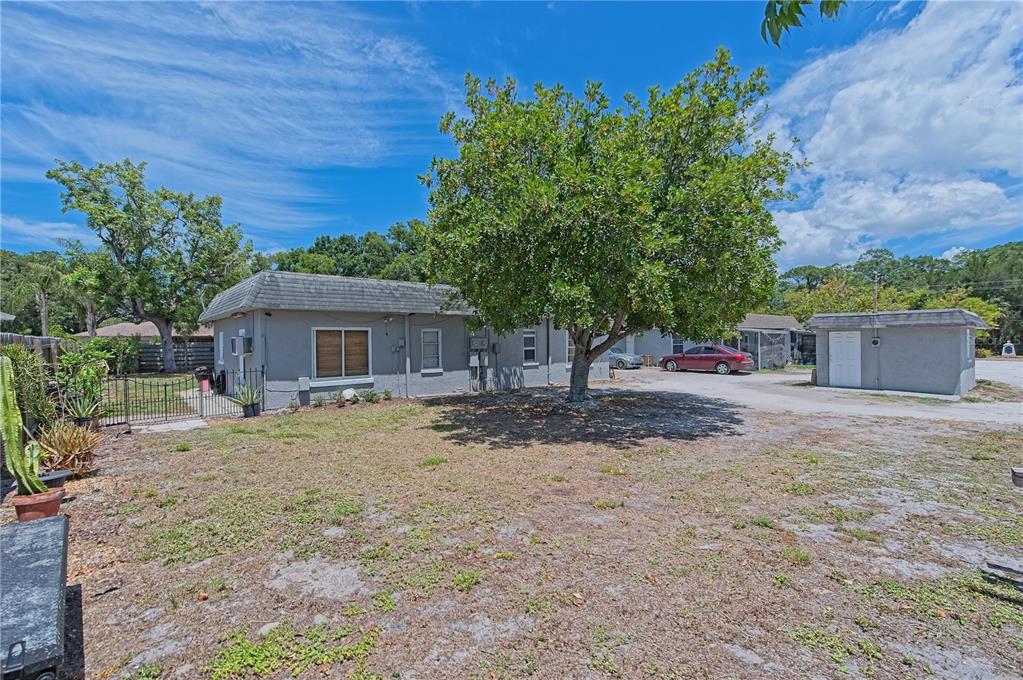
left=423, top=386, right=746, bottom=449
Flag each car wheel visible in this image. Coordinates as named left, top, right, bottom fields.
left=665, top=360, right=678, bottom=372
left=715, top=361, right=731, bottom=375
left=616, top=359, right=627, bottom=369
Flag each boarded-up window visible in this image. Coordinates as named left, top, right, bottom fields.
left=422, top=329, right=441, bottom=370
left=315, top=330, right=342, bottom=377
left=344, top=330, right=370, bottom=376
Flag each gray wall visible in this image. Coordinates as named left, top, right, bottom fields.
left=214, top=311, right=608, bottom=408
left=815, top=325, right=975, bottom=396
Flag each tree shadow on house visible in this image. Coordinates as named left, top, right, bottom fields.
left=424, top=386, right=745, bottom=449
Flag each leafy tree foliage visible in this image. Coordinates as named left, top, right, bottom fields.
left=273, top=220, right=429, bottom=282
left=46, top=159, right=253, bottom=371
left=762, top=0, right=846, bottom=46
left=424, top=49, right=797, bottom=400
left=775, top=243, right=1021, bottom=346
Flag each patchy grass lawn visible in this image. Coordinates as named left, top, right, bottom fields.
left=36, top=390, right=1023, bottom=678
left=963, top=379, right=1023, bottom=403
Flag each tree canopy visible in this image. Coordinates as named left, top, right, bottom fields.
left=424, top=49, right=797, bottom=400
left=773, top=244, right=1020, bottom=342
left=273, top=220, right=430, bottom=282
left=46, top=159, right=253, bottom=371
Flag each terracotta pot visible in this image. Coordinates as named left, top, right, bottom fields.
left=11, top=488, right=65, bottom=522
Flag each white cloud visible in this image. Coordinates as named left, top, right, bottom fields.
left=768, top=1, right=1023, bottom=267
left=940, top=246, right=967, bottom=260
left=0, top=215, right=99, bottom=250
left=0, top=2, right=457, bottom=241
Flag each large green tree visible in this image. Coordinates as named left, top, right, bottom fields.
left=47, top=159, right=253, bottom=371
left=424, top=49, right=797, bottom=401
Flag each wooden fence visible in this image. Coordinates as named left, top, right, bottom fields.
left=139, top=341, right=214, bottom=372
left=0, top=332, right=78, bottom=372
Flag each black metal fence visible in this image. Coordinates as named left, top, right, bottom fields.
left=100, top=368, right=263, bottom=426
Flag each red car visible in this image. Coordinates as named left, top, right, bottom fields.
left=658, top=344, right=754, bottom=375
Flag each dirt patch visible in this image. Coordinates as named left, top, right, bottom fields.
left=11, top=393, right=1021, bottom=678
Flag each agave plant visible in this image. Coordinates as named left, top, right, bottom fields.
left=227, top=383, right=261, bottom=407
left=64, top=392, right=103, bottom=419
left=39, top=421, right=102, bottom=477
left=1, top=356, right=48, bottom=495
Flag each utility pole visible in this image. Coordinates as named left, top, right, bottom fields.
left=872, top=270, right=879, bottom=313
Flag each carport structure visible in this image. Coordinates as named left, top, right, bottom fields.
left=808, top=308, right=988, bottom=397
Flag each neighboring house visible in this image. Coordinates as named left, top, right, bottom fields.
left=73, top=321, right=213, bottom=341
left=807, top=309, right=987, bottom=397
left=623, top=313, right=812, bottom=369
left=198, top=271, right=608, bottom=408
left=0, top=311, right=14, bottom=322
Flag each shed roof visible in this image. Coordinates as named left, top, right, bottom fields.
left=73, top=321, right=213, bottom=339
left=737, top=313, right=803, bottom=331
left=0, top=310, right=14, bottom=322
left=199, top=271, right=470, bottom=323
left=806, top=308, right=988, bottom=330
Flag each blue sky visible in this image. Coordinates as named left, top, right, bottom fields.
left=1, top=1, right=1020, bottom=268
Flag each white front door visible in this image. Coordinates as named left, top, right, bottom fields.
left=829, top=331, right=861, bottom=388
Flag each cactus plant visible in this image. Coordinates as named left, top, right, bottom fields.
left=1, top=356, right=48, bottom=495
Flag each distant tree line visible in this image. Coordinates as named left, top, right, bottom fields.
left=768, top=243, right=1022, bottom=347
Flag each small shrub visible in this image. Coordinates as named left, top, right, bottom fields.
left=312, top=395, right=325, bottom=408
left=975, top=347, right=994, bottom=358
left=174, top=442, right=191, bottom=452
left=382, top=389, right=392, bottom=401
left=360, top=389, right=380, bottom=403
left=0, top=344, right=56, bottom=428
left=39, top=421, right=101, bottom=476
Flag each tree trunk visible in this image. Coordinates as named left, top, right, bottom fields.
left=37, top=291, right=50, bottom=337
left=567, top=349, right=592, bottom=402
left=85, top=300, right=98, bottom=339
left=153, top=318, right=177, bottom=372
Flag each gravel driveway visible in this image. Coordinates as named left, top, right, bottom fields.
left=608, top=359, right=1022, bottom=425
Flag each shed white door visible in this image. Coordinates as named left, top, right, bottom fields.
left=829, top=331, right=861, bottom=388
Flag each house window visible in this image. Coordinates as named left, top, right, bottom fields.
left=230, top=337, right=238, bottom=356
left=672, top=335, right=685, bottom=354
left=422, top=329, right=441, bottom=372
left=523, top=331, right=537, bottom=365
left=218, top=332, right=224, bottom=364
left=314, top=329, right=371, bottom=379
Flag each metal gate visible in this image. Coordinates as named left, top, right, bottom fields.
left=100, top=369, right=264, bottom=426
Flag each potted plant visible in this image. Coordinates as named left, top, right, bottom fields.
left=1, top=357, right=64, bottom=521
left=65, top=393, right=102, bottom=428
left=228, top=384, right=262, bottom=417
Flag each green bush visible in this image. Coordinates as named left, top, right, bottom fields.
left=57, top=344, right=111, bottom=404
left=84, top=335, right=140, bottom=374
left=0, top=344, right=56, bottom=429
left=359, top=389, right=380, bottom=403
left=976, top=347, right=994, bottom=358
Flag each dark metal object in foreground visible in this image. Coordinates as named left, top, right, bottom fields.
left=1, top=516, right=68, bottom=679
left=1012, top=467, right=1023, bottom=489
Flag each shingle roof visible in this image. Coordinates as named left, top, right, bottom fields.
left=198, top=271, right=470, bottom=322
left=737, top=313, right=803, bottom=331
left=74, top=321, right=213, bottom=339
left=806, top=308, right=988, bottom=330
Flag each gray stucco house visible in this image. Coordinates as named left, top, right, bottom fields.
left=807, top=309, right=987, bottom=397
left=198, top=271, right=608, bottom=408
left=623, top=313, right=812, bottom=369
